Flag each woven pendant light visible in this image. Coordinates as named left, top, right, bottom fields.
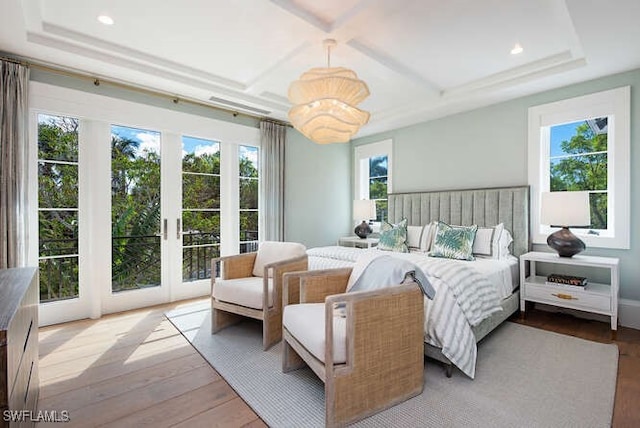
left=288, top=39, right=370, bottom=144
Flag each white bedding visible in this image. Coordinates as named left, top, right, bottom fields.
left=466, top=255, right=519, bottom=299
left=306, top=245, right=518, bottom=378
left=307, top=246, right=517, bottom=298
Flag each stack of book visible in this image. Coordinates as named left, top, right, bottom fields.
left=546, top=273, right=588, bottom=287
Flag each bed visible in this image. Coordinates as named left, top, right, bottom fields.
left=307, top=186, right=530, bottom=378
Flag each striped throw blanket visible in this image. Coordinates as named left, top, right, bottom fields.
left=307, top=247, right=503, bottom=378
left=412, top=256, right=503, bottom=378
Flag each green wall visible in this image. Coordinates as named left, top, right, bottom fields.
left=284, top=130, right=352, bottom=248
left=353, top=68, right=640, bottom=301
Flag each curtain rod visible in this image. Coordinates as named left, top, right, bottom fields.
left=0, top=55, right=27, bottom=66
left=0, top=53, right=291, bottom=128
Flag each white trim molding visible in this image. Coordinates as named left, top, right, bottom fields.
left=619, top=298, right=640, bottom=330
left=528, top=86, right=630, bottom=249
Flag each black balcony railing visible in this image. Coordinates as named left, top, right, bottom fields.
left=182, top=231, right=220, bottom=281
left=240, top=229, right=258, bottom=254
left=39, top=230, right=259, bottom=301
left=112, top=234, right=162, bottom=292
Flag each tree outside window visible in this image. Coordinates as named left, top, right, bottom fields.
left=37, top=114, right=79, bottom=302
left=182, top=136, right=221, bottom=282
left=239, top=145, right=259, bottom=253
left=369, top=155, right=388, bottom=221
left=549, top=118, right=608, bottom=231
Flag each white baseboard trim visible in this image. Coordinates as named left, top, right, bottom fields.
left=619, top=298, right=640, bottom=330
left=534, top=298, right=640, bottom=331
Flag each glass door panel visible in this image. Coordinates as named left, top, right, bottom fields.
left=111, top=125, right=162, bottom=291
left=181, top=136, right=221, bottom=282
left=369, top=155, right=388, bottom=221
left=37, top=114, right=80, bottom=302
left=239, top=145, right=259, bottom=253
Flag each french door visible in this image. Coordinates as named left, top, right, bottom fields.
left=31, top=82, right=259, bottom=325
left=36, top=122, right=221, bottom=323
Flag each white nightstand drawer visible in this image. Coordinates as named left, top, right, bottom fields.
left=525, top=283, right=611, bottom=313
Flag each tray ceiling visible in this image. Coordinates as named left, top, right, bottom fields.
left=1, top=0, right=639, bottom=138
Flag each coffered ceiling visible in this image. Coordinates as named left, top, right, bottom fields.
left=1, top=0, right=639, bottom=138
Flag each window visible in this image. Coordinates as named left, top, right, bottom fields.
left=37, top=114, right=79, bottom=302
left=239, top=145, right=259, bottom=253
left=354, top=140, right=392, bottom=222
left=528, top=87, right=630, bottom=249
left=368, top=155, right=388, bottom=222
left=549, top=119, right=608, bottom=229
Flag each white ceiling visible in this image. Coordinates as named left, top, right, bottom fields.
left=1, top=0, right=639, bottom=138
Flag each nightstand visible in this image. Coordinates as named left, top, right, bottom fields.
left=519, top=251, right=620, bottom=337
left=337, top=236, right=379, bottom=249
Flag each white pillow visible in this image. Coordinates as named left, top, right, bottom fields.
left=498, top=228, right=514, bottom=258
left=419, top=221, right=438, bottom=252
left=252, top=241, right=306, bottom=277
left=406, top=225, right=423, bottom=250
left=472, top=223, right=514, bottom=259
left=473, top=223, right=504, bottom=258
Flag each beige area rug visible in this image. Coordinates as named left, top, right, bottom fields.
left=166, top=302, right=618, bottom=428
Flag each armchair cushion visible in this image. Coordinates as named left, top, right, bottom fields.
left=252, top=241, right=307, bottom=278
left=213, top=277, right=273, bottom=309
left=283, top=303, right=347, bottom=364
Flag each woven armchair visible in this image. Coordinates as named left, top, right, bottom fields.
left=281, top=268, right=424, bottom=427
left=211, top=241, right=307, bottom=350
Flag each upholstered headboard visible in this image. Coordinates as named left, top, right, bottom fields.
left=387, top=186, right=530, bottom=257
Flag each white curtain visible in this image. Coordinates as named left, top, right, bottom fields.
left=0, top=60, right=30, bottom=268
left=259, top=121, right=286, bottom=241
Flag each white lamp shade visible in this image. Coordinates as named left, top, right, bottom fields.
left=540, top=191, right=591, bottom=227
left=353, top=199, right=376, bottom=221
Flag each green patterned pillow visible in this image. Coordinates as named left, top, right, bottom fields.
left=430, top=221, right=478, bottom=261
left=377, top=218, right=409, bottom=253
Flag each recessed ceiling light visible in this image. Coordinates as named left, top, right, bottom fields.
left=97, top=15, right=114, bottom=25
left=510, top=43, right=523, bottom=55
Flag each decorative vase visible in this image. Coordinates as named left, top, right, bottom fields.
left=354, top=221, right=372, bottom=239
left=547, top=227, right=585, bottom=257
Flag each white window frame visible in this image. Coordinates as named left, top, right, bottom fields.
left=354, top=139, right=393, bottom=224
left=528, top=86, right=630, bottom=249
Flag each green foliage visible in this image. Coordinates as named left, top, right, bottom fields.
left=183, top=150, right=220, bottom=174
left=182, top=153, right=221, bottom=210
left=111, top=134, right=162, bottom=291
left=239, top=152, right=259, bottom=245
left=369, top=156, right=387, bottom=177
left=37, top=116, right=80, bottom=302
left=368, top=156, right=388, bottom=221
left=239, top=155, right=258, bottom=178
left=38, top=118, right=260, bottom=295
left=550, top=122, right=608, bottom=229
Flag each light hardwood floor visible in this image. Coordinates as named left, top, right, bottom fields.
left=36, top=298, right=265, bottom=428
left=37, top=298, right=639, bottom=427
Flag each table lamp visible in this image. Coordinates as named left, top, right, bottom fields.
left=353, top=199, right=376, bottom=238
left=540, top=191, right=591, bottom=257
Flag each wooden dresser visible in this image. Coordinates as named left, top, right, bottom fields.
left=0, top=268, right=39, bottom=428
